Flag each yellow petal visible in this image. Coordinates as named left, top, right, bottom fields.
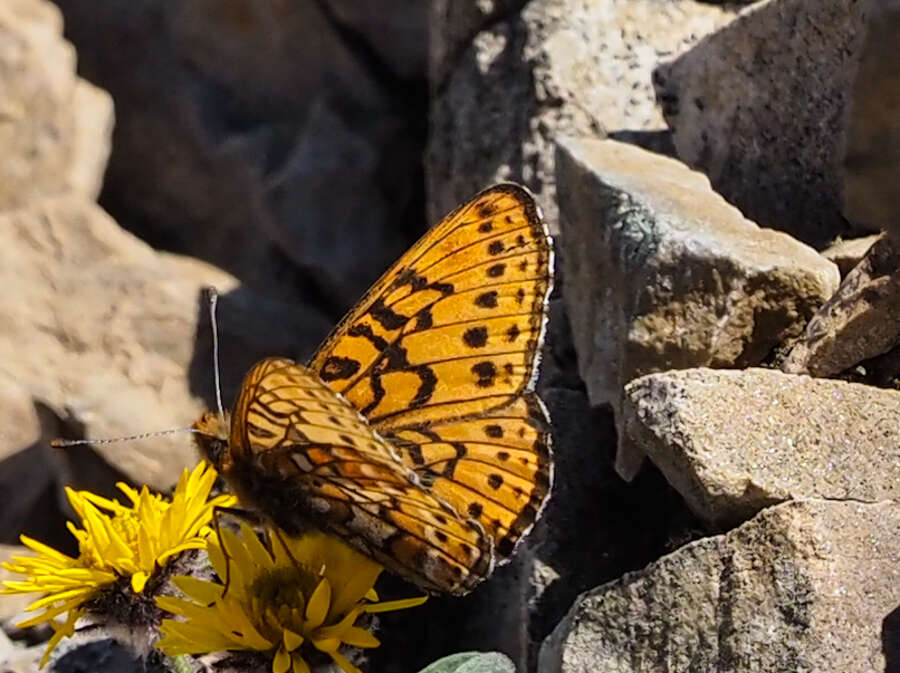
left=170, top=575, right=225, bottom=605
left=305, top=578, right=331, bottom=630
left=340, top=626, right=380, bottom=649
left=131, top=571, right=149, bottom=594
left=273, top=645, right=291, bottom=673
left=363, top=595, right=428, bottom=613
left=311, top=636, right=341, bottom=653
left=18, top=536, right=77, bottom=565
left=283, top=628, right=304, bottom=651
left=292, top=654, right=313, bottom=673
left=39, top=609, right=81, bottom=668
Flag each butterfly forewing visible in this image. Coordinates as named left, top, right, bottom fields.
left=310, top=184, right=551, bottom=419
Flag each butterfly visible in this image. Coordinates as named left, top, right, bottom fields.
left=193, top=183, right=554, bottom=595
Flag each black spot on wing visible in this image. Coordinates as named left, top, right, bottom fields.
left=472, top=361, right=498, bottom=387
left=475, top=291, right=498, bottom=308
left=370, top=299, right=408, bottom=331
left=321, top=356, right=361, bottom=381
left=347, top=323, right=389, bottom=351
left=410, top=366, right=438, bottom=408
left=487, top=263, right=505, bottom=278
left=463, top=326, right=488, bottom=348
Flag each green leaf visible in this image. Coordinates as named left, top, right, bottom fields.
left=416, top=651, right=516, bottom=673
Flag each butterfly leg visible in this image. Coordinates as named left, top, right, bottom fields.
left=211, top=505, right=265, bottom=599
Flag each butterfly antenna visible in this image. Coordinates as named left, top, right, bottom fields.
left=51, top=427, right=197, bottom=448
left=206, top=286, right=227, bottom=427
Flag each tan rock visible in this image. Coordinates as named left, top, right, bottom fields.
left=624, top=367, right=900, bottom=526
left=539, top=499, right=900, bottom=673
left=821, top=234, right=880, bottom=277
left=654, top=0, right=870, bottom=247
left=0, top=545, right=34, bottom=623
left=556, top=137, right=839, bottom=480
left=783, top=233, right=900, bottom=376
left=427, top=0, right=735, bottom=229
left=0, top=0, right=112, bottom=209
left=0, top=195, right=331, bottom=490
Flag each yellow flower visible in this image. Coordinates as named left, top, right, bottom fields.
left=157, top=524, right=427, bottom=673
left=1, top=461, right=235, bottom=666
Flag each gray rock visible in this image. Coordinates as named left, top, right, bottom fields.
left=624, top=367, right=900, bottom=526
left=427, top=0, right=735, bottom=229
left=821, top=234, right=880, bottom=277
left=654, top=0, right=870, bottom=247
left=783, top=233, right=900, bottom=376
left=261, top=98, right=409, bottom=309
left=52, top=0, right=423, bottom=307
left=556, top=136, right=839, bottom=479
left=539, top=499, right=900, bottom=673
left=842, top=3, right=900, bottom=238
left=326, top=0, right=427, bottom=81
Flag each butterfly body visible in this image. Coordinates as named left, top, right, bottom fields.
left=194, top=184, right=554, bottom=595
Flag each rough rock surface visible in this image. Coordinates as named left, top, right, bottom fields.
left=842, top=3, right=900, bottom=238
left=783, top=233, right=900, bottom=377
left=52, top=0, right=425, bottom=309
left=0, top=0, right=112, bottom=209
left=822, top=234, right=880, bottom=277
left=556, top=136, right=839, bottom=479
left=654, top=0, right=870, bottom=246
left=0, top=195, right=331, bottom=492
left=428, top=0, right=735, bottom=228
left=539, top=499, right=900, bottom=673
left=624, top=367, right=900, bottom=526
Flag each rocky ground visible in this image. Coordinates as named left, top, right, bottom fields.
left=1, top=0, right=899, bottom=672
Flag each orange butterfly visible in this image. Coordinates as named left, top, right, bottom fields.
left=194, top=184, right=554, bottom=595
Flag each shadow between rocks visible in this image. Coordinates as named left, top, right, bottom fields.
left=884, top=603, right=900, bottom=673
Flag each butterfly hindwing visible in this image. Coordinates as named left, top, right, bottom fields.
left=387, top=393, right=552, bottom=561
left=227, top=357, right=493, bottom=595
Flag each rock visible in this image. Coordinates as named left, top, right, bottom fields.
left=623, top=367, right=900, bottom=527
left=783, top=233, right=900, bottom=377
left=0, top=638, right=42, bottom=673
left=0, top=195, right=331, bottom=492
left=429, top=0, right=522, bottom=88
left=325, top=0, right=428, bottom=81
left=260, top=97, right=410, bottom=309
left=0, top=403, right=68, bottom=549
left=53, top=0, right=424, bottom=307
left=654, top=0, right=870, bottom=247
left=539, top=499, right=900, bottom=673
left=427, top=0, right=735, bottom=229
left=842, top=3, right=900, bottom=238
left=0, top=0, right=113, bottom=209
left=821, top=234, right=880, bottom=277
left=370, top=298, right=700, bottom=673
left=556, top=136, right=839, bottom=480
left=0, top=545, right=34, bottom=624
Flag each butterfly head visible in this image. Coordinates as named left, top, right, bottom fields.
left=192, top=410, right=231, bottom=470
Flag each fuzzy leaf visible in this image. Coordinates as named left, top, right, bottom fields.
left=416, top=652, right=516, bottom=673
